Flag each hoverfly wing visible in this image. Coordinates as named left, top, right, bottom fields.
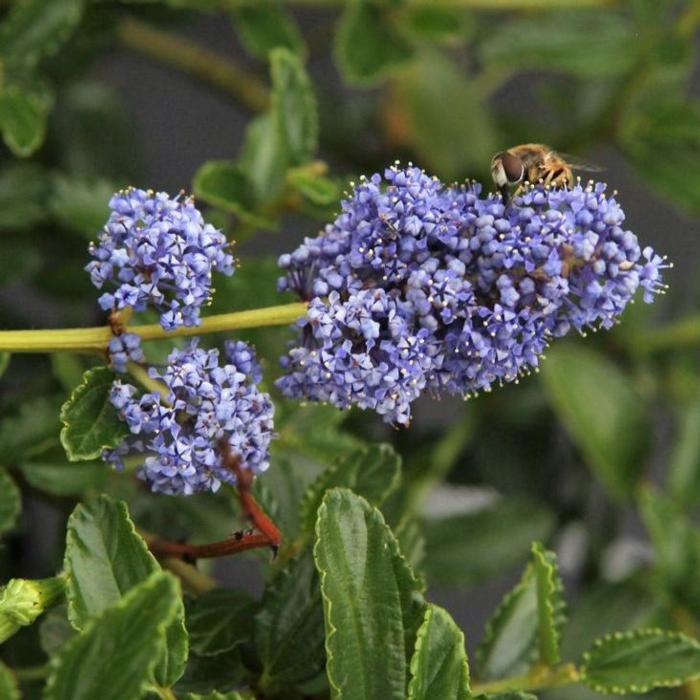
left=555, top=152, right=605, bottom=173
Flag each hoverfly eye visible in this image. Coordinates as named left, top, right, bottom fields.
left=501, top=152, right=524, bottom=183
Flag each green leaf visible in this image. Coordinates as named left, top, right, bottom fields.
left=581, top=629, right=700, bottom=694
left=0, top=468, right=20, bottom=535
left=270, top=47, right=318, bottom=165
left=480, top=11, right=637, bottom=79
left=474, top=694, right=537, bottom=700
left=531, top=542, right=566, bottom=667
left=639, top=486, right=700, bottom=616
left=44, top=572, right=180, bottom=700
left=422, top=498, right=554, bottom=587
left=0, top=396, right=62, bottom=462
left=475, top=559, right=538, bottom=681
left=238, top=113, right=288, bottom=203
left=187, top=589, right=256, bottom=657
left=540, top=345, right=649, bottom=500
left=407, top=604, right=470, bottom=700
left=393, top=50, right=496, bottom=179
left=0, top=354, right=8, bottom=380
left=0, top=162, right=50, bottom=231
left=0, top=84, right=50, bottom=157
left=49, top=174, right=113, bottom=238
left=0, top=0, right=84, bottom=71
left=40, top=604, right=76, bottom=656
left=21, top=455, right=106, bottom=496
left=401, top=7, right=473, bottom=46
left=476, top=544, right=564, bottom=680
left=0, top=661, right=19, bottom=700
left=300, top=443, right=402, bottom=535
left=286, top=166, right=340, bottom=206
left=64, top=495, right=188, bottom=686
left=314, top=488, right=425, bottom=700
left=255, top=550, right=325, bottom=691
left=59, top=367, right=129, bottom=462
left=668, top=399, right=700, bottom=507
left=174, top=649, right=248, bottom=696
left=335, top=0, right=413, bottom=84
left=620, top=96, right=700, bottom=214
left=192, top=161, right=261, bottom=223
left=233, top=1, right=304, bottom=59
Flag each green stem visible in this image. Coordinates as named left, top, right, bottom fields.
left=161, top=557, right=218, bottom=595
left=471, top=663, right=580, bottom=695
left=116, top=17, right=270, bottom=113
left=0, top=302, right=307, bottom=354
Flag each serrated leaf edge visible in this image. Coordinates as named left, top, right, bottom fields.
left=474, top=564, right=537, bottom=676
left=44, top=571, right=180, bottom=700
left=531, top=542, right=566, bottom=667
left=313, top=487, right=423, bottom=699
left=59, top=366, right=123, bottom=461
left=580, top=628, right=700, bottom=694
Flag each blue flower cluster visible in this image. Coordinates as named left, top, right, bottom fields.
left=86, top=188, right=234, bottom=330
left=105, top=340, right=274, bottom=495
left=278, top=165, right=668, bottom=425
left=107, top=332, right=144, bottom=373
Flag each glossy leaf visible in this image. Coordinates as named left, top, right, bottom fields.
left=540, top=345, right=649, bottom=500
left=668, top=399, right=700, bottom=507
left=401, top=7, right=472, bottom=45
left=21, top=456, right=106, bottom=496
left=300, top=443, right=402, bottom=535
left=49, top=174, right=113, bottom=238
left=233, top=1, right=304, bottom=59
left=335, top=0, right=413, bottom=84
left=392, top=51, right=496, bottom=179
left=314, top=488, right=425, bottom=700
left=44, top=572, right=179, bottom=700
left=0, top=0, right=84, bottom=70
left=475, top=559, right=538, bottom=681
left=639, top=487, right=700, bottom=616
left=581, top=629, right=700, bottom=694
left=0, top=162, right=50, bottom=230
left=64, top=495, right=188, bottom=686
left=0, top=396, right=62, bottom=462
left=255, top=550, right=325, bottom=691
left=192, top=161, right=260, bottom=222
left=270, top=47, right=318, bottom=165
left=59, top=367, right=128, bottom=461
left=407, top=604, right=470, bottom=700
left=621, top=96, right=700, bottom=214
left=286, top=167, right=340, bottom=206
left=187, top=589, right=256, bottom=657
left=0, top=468, right=21, bottom=535
left=480, top=11, right=637, bottom=79
left=0, top=84, right=50, bottom=157
left=422, top=498, right=554, bottom=587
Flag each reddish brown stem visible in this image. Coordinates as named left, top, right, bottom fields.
left=149, top=531, right=274, bottom=559
left=147, top=443, right=282, bottom=562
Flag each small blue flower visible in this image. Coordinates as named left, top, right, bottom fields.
left=107, top=332, right=144, bottom=373
left=277, top=165, right=669, bottom=424
left=86, top=188, right=234, bottom=330
left=104, top=339, right=273, bottom=495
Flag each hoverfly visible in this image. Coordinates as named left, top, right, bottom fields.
left=490, top=143, right=602, bottom=202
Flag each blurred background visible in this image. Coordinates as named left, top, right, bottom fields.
left=1, top=1, right=699, bottom=697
